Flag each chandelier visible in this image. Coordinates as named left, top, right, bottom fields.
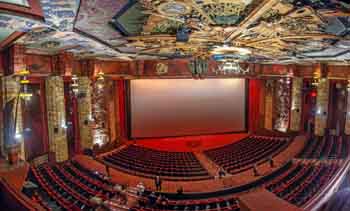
left=215, top=60, right=250, bottom=75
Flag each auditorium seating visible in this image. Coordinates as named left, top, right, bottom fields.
left=265, top=162, right=340, bottom=206
left=25, top=161, right=118, bottom=211
left=132, top=196, right=240, bottom=211
left=102, top=145, right=212, bottom=180
left=204, top=136, right=289, bottom=174
left=298, top=135, right=349, bottom=159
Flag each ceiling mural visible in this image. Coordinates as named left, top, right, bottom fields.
left=74, top=0, right=127, bottom=47
left=114, top=0, right=350, bottom=63
left=1, top=0, right=350, bottom=63
left=39, top=0, right=79, bottom=31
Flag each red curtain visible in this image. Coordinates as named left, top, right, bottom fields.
left=248, top=79, right=261, bottom=132
left=117, top=80, right=127, bottom=140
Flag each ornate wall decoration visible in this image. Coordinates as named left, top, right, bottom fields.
left=91, top=73, right=109, bottom=146
left=77, top=77, right=93, bottom=149
left=290, top=77, right=303, bottom=131
left=45, top=76, right=68, bottom=162
left=264, top=80, right=274, bottom=130
left=315, top=78, right=330, bottom=136
left=274, top=78, right=291, bottom=132
left=156, top=62, right=169, bottom=75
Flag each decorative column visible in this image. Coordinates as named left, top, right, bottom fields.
left=315, top=78, right=329, bottom=136
left=264, top=80, right=274, bottom=130
left=1, top=75, right=25, bottom=161
left=46, top=76, right=68, bottom=162
left=274, top=78, right=291, bottom=132
left=91, top=73, right=109, bottom=146
left=77, top=77, right=93, bottom=149
left=345, top=82, right=350, bottom=135
left=290, top=77, right=303, bottom=131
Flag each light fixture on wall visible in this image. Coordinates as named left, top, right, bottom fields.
left=71, top=74, right=79, bottom=96
left=18, top=69, right=32, bottom=101
left=188, top=56, right=208, bottom=78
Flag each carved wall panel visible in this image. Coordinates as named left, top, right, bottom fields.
left=45, top=76, right=68, bottom=162
left=77, top=77, right=93, bottom=149
left=91, top=77, right=109, bottom=146
left=274, top=78, right=291, bottom=132
left=290, top=77, right=303, bottom=131
left=315, top=79, right=329, bottom=136
left=264, top=80, right=274, bottom=130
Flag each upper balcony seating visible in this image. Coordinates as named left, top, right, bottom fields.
left=265, top=162, right=340, bottom=207
left=102, top=145, right=212, bottom=180
left=298, top=135, right=349, bottom=159
left=204, top=135, right=289, bottom=174
left=25, top=161, right=118, bottom=211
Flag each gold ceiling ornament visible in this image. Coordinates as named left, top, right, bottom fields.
left=216, top=60, right=250, bottom=75
left=156, top=62, right=169, bottom=75
left=157, top=1, right=192, bottom=16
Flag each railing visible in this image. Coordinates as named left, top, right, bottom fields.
left=303, top=158, right=350, bottom=211
left=0, top=177, right=45, bottom=211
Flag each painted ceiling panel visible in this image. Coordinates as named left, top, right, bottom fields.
left=2, top=0, right=350, bottom=63
left=0, top=0, right=28, bottom=6
left=0, top=13, right=44, bottom=31
left=0, top=27, right=14, bottom=42
left=75, top=0, right=127, bottom=46
left=39, top=0, right=79, bottom=31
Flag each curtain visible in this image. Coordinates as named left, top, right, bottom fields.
left=249, top=79, right=262, bottom=132
left=117, top=80, right=127, bottom=140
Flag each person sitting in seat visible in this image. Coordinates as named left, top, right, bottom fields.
left=218, top=167, right=226, bottom=178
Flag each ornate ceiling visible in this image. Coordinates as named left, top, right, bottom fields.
left=1, top=0, right=350, bottom=63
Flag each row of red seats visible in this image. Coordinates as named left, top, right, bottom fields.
left=298, top=135, right=349, bottom=159
left=266, top=162, right=340, bottom=206
left=28, top=161, right=121, bottom=211
left=205, top=136, right=289, bottom=174
left=132, top=196, right=240, bottom=211
left=31, top=166, right=83, bottom=210
left=103, top=145, right=211, bottom=180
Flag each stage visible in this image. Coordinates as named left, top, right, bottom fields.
left=130, top=133, right=249, bottom=152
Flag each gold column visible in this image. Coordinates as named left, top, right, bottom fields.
left=315, top=78, right=329, bottom=136
left=46, top=76, right=68, bottom=162
left=290, top=77, right=303, bottom=131
left=77, top=77, right=93, bottom=149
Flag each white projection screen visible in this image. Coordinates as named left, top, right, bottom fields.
left=129, top=79, right=247, bottom=138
